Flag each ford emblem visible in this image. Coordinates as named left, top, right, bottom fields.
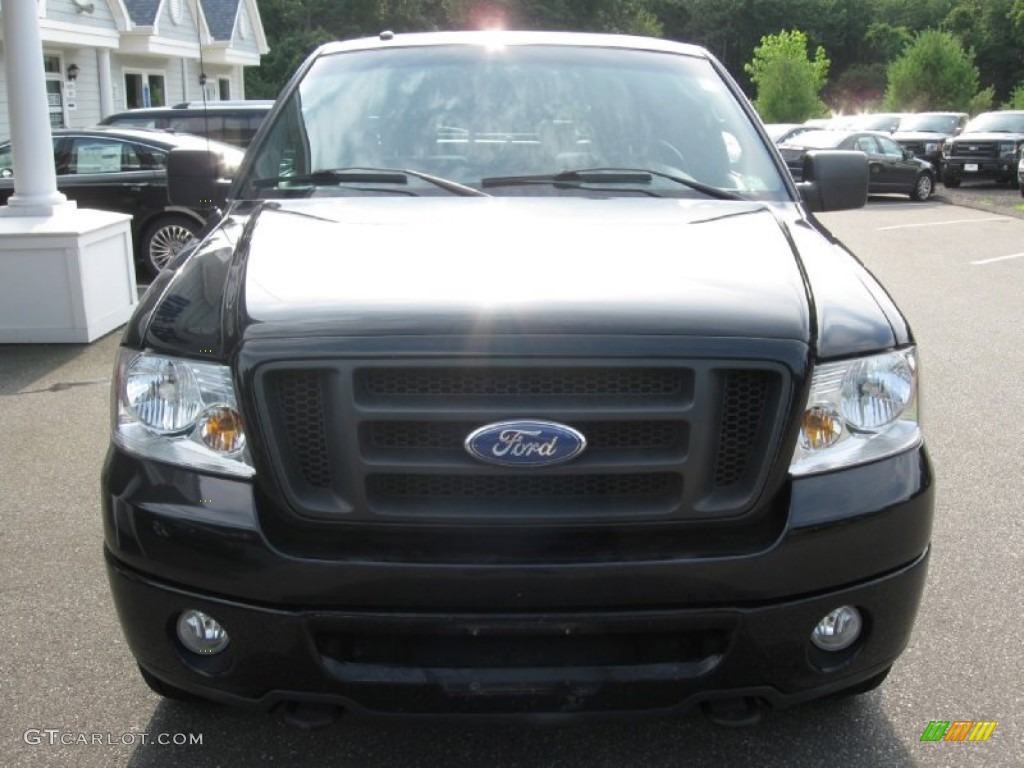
left=464, top=421, right=587, bottom=467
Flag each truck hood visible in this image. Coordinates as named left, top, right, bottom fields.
left=950, top=132, right=1024, bottom=143
left=893, top=131, right=950, bottom=141
left=238, top=198, right=811, bottom=341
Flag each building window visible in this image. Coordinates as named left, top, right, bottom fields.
left=124, top=73, right=166, bottom=109
left=219, top=78, right=231, bottom=100
left=43, top=54, right=66, bottom=128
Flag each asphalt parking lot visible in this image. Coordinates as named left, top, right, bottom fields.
left=1, top=193, right=1021, bottom=767
left=932, top=178, right=1024, bottom=219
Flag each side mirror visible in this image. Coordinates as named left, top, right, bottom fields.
left=167, top=149, right=231, bottom=211
left=904, top=149, right=914, bottom=161
left=797, top=150, right=868, bottom=212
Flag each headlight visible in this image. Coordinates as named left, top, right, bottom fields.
left=112, top=349, right=255, bottom=477
left=790, top=348, right=920, bottom=476
left=924, top=142, right=938, bottom=154
left=941, top=143, right=952, bottom=157
left=998, top=142, right=1016, bottom=155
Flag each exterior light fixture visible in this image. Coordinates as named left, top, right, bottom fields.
left=66, top=63, right=80, bottom=81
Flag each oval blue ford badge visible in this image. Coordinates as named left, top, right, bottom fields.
left=465, top=421, right=587, bottom=467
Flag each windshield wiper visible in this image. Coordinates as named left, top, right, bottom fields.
left=480, top=168, right=744, bottom=200
left=252, top=167, right=489, bottom=197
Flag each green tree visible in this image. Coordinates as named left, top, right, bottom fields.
left=943, top=0, right=1024, bottom=102
left=744, top=29, right=830, bottom=122
left=829, top=63, right=888, bottom=112
left=863, top=21, right=912, bottom=61
left=882, top=29, right=987, bottom=111
left=1003, top=83, right=1024, bottom=108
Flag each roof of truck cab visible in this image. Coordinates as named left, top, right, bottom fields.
left=313, top=30, right=711, bottom=59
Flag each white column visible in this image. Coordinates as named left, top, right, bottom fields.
left=98, top=47, right=114, bottom=118
left=0, top=0, right=72, bottom=216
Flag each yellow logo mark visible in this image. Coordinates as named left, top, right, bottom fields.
left=967, top=721, right=997, bottom=742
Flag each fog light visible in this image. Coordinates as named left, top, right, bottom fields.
left=177, top=610, right=230, bottom=655
left=810, top=605, right=862, bottom=651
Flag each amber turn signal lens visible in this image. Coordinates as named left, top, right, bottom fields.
left=198, top=406, right=245, bottom=453
left=800, top=404, right=842, bottom=451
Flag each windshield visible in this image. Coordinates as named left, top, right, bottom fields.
left=964, top=112, right=1024, bottom=133
left=898, top=114, right=959, bottom=133
left=240, top=43, right=788, bottom=200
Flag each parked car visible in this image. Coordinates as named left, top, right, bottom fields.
left=764, top=123, right=816, bottom=144
left=103, top=31, right=932, bottom=725
left=779, top=129, right=936, bottom=200
left=827, top=112, right=909, bottom=133
left=0, top=127, right=243, bottom=277
left=1018, top=149, right=1024, bottom=196
left=941, top=110, right=1024, bottom=188
left=98, top=100, right=274, bottom=148
left=843, top=113, right=909, bottom=133
left=892, top=112, right=969, bottom=173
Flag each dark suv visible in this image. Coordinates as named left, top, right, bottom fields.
left=98, top=100, right=273, bottom=147
left=102, top=31, right=932, bottom=725
left=892, top=112, right=968, bottom=173
left=941, top=110, right=1024, bottom=187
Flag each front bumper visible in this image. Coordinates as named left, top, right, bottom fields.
left=108, top=548, right=928, bottom=716
left=103, top=445, right=933, bottom=715
left=943, top=158, right=1018, bottom=180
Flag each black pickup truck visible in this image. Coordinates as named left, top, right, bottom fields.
left=102, top=31, right=932, bottom=726
left=892, top=111, right=968, bottom=174
left=941, top=110, right=1024, bottom=187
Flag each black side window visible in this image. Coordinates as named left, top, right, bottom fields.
left=854, top=136, right=879, bottom=155
left=135, top=145, right=168, bottom=170
left=878, top=137, right=905, bottom=159
left=66, top=138, right=126, bottom=174
left=0, top=143, right=13, bottom=177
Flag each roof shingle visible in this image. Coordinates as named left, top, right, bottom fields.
left=124, top=0, right=161, bottom=26
left=201, top=0, right=242, bottom=42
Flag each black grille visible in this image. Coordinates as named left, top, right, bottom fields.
left=357, top=367, right=690, bottom=399
left=258, top=358, right=786, bottom=524
left=951, top=141, right=998, bottom=159
left=318, top=627, right=728, bottom=669
left=714, top=371, right=769, bottom=487
left=365, top=421, right=683, bottom=453
left=369, top=473, right=678, bottom=500
left=900, top=141, right=925, bottom=156
left=275, top=372, right=332, bottom=488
